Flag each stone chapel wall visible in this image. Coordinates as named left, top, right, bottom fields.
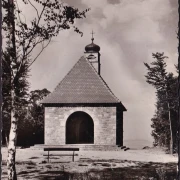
left=44, top=106, right=117, bottom=145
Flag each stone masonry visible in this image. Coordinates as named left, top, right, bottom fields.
left=45, top=106, right=122, bottom=145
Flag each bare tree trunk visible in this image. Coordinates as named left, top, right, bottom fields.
left=166, top=96, right=173, bottom=154
left=5, top=133, right=9, bottom=147
left=7, top=90, right=17, bottom=180
left=7, top=0, right=18, bottom=179
left=168, top=104, right=173, bottom=154
left=177, top=25, right=180, bottom=178
left=164, top=83, right=173, bottom=154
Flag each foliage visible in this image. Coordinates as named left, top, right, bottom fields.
left=28, top=88, right=50, bottom=145
left=2, top=87, right=50, bottom=146
left=2, top=0, right=89, bottom=178
left=2, top=0, right=89, bottom=142
left=2, top=0, right=89, bottom=66
left=2, top=51, right=11, bottom=144
left=144, top=52, right=178, bottom=152
left=2, top=47, right=29, bottom=146
left=15, top=88, right=50, bottom=146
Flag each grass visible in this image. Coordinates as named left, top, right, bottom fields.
left=1, top=147, right=178, bottom=179
left=1, top=161, right=177, bottom=179
left=1, top=159, right=177, bottom=180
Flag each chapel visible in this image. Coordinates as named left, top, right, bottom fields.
left=41, top=35, right=127, bottom=150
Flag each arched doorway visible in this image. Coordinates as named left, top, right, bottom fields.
left=66, top=111, right=94, bottom=144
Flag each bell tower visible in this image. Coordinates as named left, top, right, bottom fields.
left=84, top=31, right=101, bottom=75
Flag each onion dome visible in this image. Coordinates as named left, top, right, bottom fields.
left=85, top=37, right=100, bottom=53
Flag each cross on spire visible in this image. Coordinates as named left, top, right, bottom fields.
left=91, top=30, right=95, bottom=43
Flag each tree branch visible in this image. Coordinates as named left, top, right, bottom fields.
left=18, top=0, right=48, bottom=66
left=27, top=0, right=40, bottom=19
left=2, top=51, right=15, bottom=79
left=27, top=37, right=51, bottom=69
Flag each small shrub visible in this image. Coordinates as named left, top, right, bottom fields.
left=29, top=157, right=39, bottom=159
left=41, top=160, right=47, bottom=164
left=26, top=166, right=34, bottom=169
left=78, top=164, right=88, bottom=166
left=46, top=165, right=52, bottom=169
left=101, top=163, right=111, bottom=167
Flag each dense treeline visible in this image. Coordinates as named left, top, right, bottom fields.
left=2, top=88, right=50, bottom=147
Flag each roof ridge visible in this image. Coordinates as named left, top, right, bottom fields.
left=84, top=57, right=120, bottom=102
left=41, top=55, right=123, bottom=104
left=99, top=75, right=120, bottom=102
left=54, top=56, right=85, bottom=92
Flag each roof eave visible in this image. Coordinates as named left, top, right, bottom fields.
left=41, top=102, right=124, bottom=107
left=119, top=101, right=127, bottom=111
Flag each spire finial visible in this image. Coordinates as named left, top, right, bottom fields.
left=91, top=30, right=95, bottom=43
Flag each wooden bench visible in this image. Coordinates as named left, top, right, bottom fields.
left=44, top=148, right=79, bottom=162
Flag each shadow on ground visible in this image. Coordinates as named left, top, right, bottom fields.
left=2, top=158, right=177, bottom=180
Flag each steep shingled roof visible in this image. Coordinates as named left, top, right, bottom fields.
left=41, top=56, right=125, bottom=106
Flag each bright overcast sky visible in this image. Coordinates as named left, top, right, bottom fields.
left=25, top=0, right=178, bottom=143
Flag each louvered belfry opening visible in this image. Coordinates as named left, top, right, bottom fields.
left=66, top=111, right=94, bottom=144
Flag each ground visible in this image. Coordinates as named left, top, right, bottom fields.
left=1, top=145, right=178, bottom=180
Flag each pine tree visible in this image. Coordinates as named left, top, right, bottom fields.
left=144, top=52, right=178, bottom=154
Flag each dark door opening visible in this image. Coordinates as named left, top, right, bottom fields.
left=66, top=111, right=94, bottom=144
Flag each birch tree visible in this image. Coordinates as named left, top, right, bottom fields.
left=2, top=0, right=89, bottom=179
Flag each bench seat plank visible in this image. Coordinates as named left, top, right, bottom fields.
left=44, top=148, right=79, bottom=151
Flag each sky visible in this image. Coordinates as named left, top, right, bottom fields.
left=24, top=0, right=178, bottom=143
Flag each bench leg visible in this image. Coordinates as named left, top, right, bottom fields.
left=48, top=151, right=49, bottom=163
left=72, top=151, right=75, bottom=162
